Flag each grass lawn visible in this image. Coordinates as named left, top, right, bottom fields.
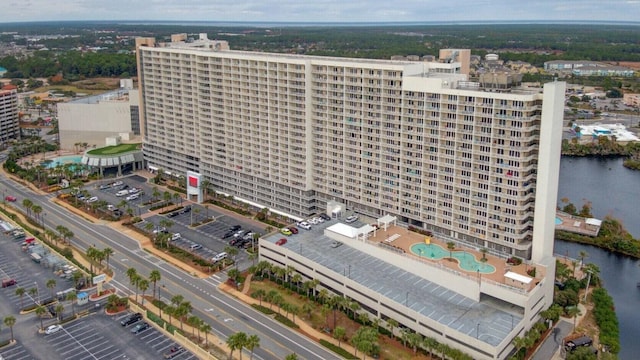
left=247, top=277, right=433, bottom=360
left=87, top=143, right=140, bottom=155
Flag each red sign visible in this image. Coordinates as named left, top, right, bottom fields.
left=188, top=176, right=198, bottom=188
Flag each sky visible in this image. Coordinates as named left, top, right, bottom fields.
left=1, top=0, right=639, bottom=24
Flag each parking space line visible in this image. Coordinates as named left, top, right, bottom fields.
left=96, top=348, right=120, bottom=360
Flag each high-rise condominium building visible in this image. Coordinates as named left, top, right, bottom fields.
left=0, top=85, right=19, bottom=146
left=136, top=34, right=565, bottom=260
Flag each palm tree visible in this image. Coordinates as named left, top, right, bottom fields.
left=4, top=316, right=16, bottom=342
left=144, top=222, right=154, bottom=234
left=446, top=241, right=456, bottom=259
left=126, top=267, right=138, bottom=285
left=251, top=289, right=266, bottom=306
left=35, top=305, right=47, bottom=330
left=200, top=322, right=212, bottom=345
left=246, top=334, right=260, bottom=360
left=423, top=336, right=438, bottom=358
left=46, top=278, right=57, bottom=299
left=386, top=318, right=398, bottom=337
left=165, top=305, right=175, bottom=326
left=29, top=287, right=38, bottom=304
left=333, top=326, right=346, bottom=347
left=566, top=305, right=582, bottom=331
left=32, top=204, right=43, bottom=226
left=15, top=287, right=25, bottom=309
left=227, top=331, right=248, bottom=360
left=512, top=336, right=528, bottom=358
left=66, top=291, right=77, bottom=316
left=172, top=192, right=182, bottom=207
left=187, top=315, right=200, bottom=337
left=102, top=247, right=114, bottom=270
left=162, top=191, right=172, bottom=211
left=22, top=198, right=33, bottom=217
left=149, top=270, right=161, bottom=300
left=138, top=279, right=149, bottom=304
left=55, top=303, right=64, bottom=322
left=152, top=186, right=160, bottom=203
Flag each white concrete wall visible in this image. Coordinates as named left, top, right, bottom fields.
left=58, top=101, right=133, bottom=150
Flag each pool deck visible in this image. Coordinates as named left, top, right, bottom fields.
left=367, top=224, right=540, bottom=291
left=555, top=211, right=601, bottom=237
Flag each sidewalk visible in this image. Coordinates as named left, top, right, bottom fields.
left=531, top=303, right=588, bottom=360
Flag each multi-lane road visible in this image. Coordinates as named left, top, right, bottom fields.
left=0, top=174, right=336, bottom=360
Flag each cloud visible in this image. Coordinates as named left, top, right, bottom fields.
left=0, top=0, right=637, bottom=23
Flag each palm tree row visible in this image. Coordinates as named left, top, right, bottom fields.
left=86, top=246, right=114, bottom=275
left=226, top=331, right=261, bottom=360
left=252, top=260, right=479, bottom=359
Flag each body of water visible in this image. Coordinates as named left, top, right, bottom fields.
left=558, top=157, right=640, bottom=238
left=557, top=156, right=640, bottom=358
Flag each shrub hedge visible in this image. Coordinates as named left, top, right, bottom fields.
left=319, top=339, right=358, bottom=359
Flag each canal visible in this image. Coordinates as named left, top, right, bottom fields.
left=556, top=156, right=640, bottom=358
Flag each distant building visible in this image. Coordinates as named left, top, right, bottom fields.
left=544, top=60, right=635, bottom=77
left=574, top=123, right=639, bottom=144
left=0, top=85, right=20, bottom=145
left=439, top=48, right=471, bottom=75
left=57, top=88, right=140, bottom=150
left=623, top=93, right=640, bottom=107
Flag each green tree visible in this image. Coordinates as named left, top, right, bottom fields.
left=227, top=331, right=248, bottom=360
left=446, top=241, right=456, bottom=259
left=149, top=269, right=161, bottom=300
left=333, top=326, right=346, bottom=347
left=4, top=316, right=16, bottom=342
left=35, top=305, right=47, bottom=330
left=15, top=287, right=25, bottom=310
left=246, top=334, right=260, bottom=360
left=102, top=247, right=114, bottom=270
left=566, top=305, right=582, bottom=331
left=285, top=354, right=299, bottom=360
left=46, top=278, right=57, bottom=299
left=200, top=322, right=212, bottom=345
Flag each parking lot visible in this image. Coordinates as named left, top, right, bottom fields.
left=0, top=342, right=36, bottom=360
left=0, top=226, right=89, bottom=315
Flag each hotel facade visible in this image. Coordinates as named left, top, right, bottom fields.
left=136, top=34, right=564, bottom=260
left=136, top=34, right=565, bottom=359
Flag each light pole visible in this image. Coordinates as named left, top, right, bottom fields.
left=583, top=270, right=592, bottom=303
left=476, top=323, right=480, bottom=339
left=34, top=281, right=40, bottom=305
left=405, top=291, right=409, bottom=307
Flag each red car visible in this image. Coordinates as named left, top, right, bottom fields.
left=275, top=238, right=287, bottom=246
left=5, top=195, right=16, bottom=202
left=289, top=226, right=299, bottom=234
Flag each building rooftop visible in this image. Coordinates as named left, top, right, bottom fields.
left=264, top=218, right=524, bottom=347
left=69, top=89, right=131, bottom=105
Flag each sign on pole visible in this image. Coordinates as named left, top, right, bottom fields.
left=92, top=274, right=106, bottom=285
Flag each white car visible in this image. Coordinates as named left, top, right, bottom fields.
left=113, top=181, right=123, bottom=187
left=86, top=196, right=98, bottom=203
left=345, top=215, right=359, bottom=223
left=297, top=221, right=311, bottom=230
left=170, top=233, right=181, bottom=241
left=308, top=218, right=319, bottom=225
left=45, top=324, right=62, bottom=335
left=125, top=194, right=140, bottom=201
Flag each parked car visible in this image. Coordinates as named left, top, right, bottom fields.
left=4, top=195, right=16, bottom=202
left=297, top=221, right=312, bottom=230
left=280, top=228, right=292, bottom=236
left=167, top=211, right=179, bottom=218
left=153, top=227, right=167, bottom=234
left=330, top=241, right=343, bottom=248
left=222, top=230, right=235, bottom=239
left=180, top=205, right=191, bottom=214
left=288, top=227, right=299, bottom=234
left=189, top=243, right=202, bottom=251
left=113, top=181, right=123, bottom=187
left=45, top=324, right=62, bottom=335
left=212, top=252, right=228, bottom=262
left=276, top=238, right=287, bottom=246
left=86, top=196, right=98, bottom=203
left=125, top=193, right=140, bottom=201
left=345, top=215, right=359, bottom=223
left=319, top=213, right=331, bottom=221
left=130, top=322, right=150, bottom=334
left=1, top=279, right=17, bottom=288
left=170, top=233, right=181, bottom=241
left=164, top=345, right=185, bottom=359
left=229, top=225, right=241, bottom=231
left=120, top=312, right=143, bottom=326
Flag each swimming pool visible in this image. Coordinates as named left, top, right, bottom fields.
left=410, top=243, right=496, bottom=274
left=42, top=155, right=83, bottom=169
left=555, top=217, right=563, bottom=225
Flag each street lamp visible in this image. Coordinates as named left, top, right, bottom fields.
left=34, top=281, right=40, bottom=305
left=476, top=323, right=480, bottom=339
